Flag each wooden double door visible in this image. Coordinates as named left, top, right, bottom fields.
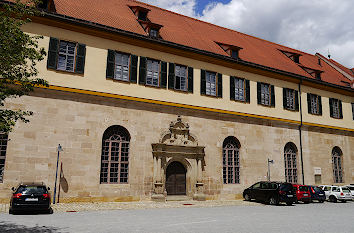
left=165, top=161, right=186, bottom=195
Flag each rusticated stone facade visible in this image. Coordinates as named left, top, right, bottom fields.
left=0, top=89, right=353, bottom=203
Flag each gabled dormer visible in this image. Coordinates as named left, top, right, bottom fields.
left=216, top=42, right=243, bottom=59
left=301, top=66, right=323, bottom=80
left=280, top=50, right=302, bottom=64
left=129, top=5, right=163, bottom=39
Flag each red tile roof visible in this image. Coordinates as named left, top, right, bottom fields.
left=49, top=0, right=352, bottom=89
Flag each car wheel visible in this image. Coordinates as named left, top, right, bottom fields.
left=244, top=194, right=251, bottom=201
left=286, top=201, right=293, bottom=206
left=8, top=208, right=13, bottom=215
left=269, top=197, right=278, bottom=205
left=47, top=207, right=53, bottom=214
left=329, top=196, right=337, bottom=203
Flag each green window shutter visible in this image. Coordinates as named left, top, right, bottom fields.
left=188, top=67, right=193, bottom=93
left=283, top=88, right=287, bottom=109
left=230, top=76, right=235, bottom=100
left=245, top=79, right=250, bottom=103
left=139, top=57, right=147, bottom=85
left=329, top=98, right=334, bottom=117
left=295, top=90, right=299, bottom=111
left=307, top=93, right=311, bottom=114
left=75, top=43, right=86, bottom=74
left=257, top=82, right=261, bottom=105
left=129, top=55, right=138, bottom=83
left=47, top=37, right=59, bottom=69
left=318, top=95, right=322, bottom=115
left=339, top=100, right=343, bottom=119
left=106, top=50, right=115, bottom=79
left=217, top=73, right=223, bottom=98
left=271, top=85, right=275, bottom=107
left=200, top=69, right=206, bottom=95
left=160, top=61, right=167, bottom=88
left=168, top=63, right=175, bottom=89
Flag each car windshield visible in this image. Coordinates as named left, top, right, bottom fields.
left=348, top=187, right=354, bottom=191
left=313, top=187, right=322, bottom=192
left=341, top=188, right=350, bottom=193
left=279, top=183, right=293, bottom=191
left=17, top=186, right=47, bottom=194
left=299, top=186, right=308, bottom=191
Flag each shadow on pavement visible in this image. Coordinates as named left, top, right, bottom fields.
left=0, top=222, right=62, bottom=233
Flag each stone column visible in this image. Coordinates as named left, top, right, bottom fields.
left=152, top=156, right=165, bottom=202
left=193, top=158, right=205, bottom=201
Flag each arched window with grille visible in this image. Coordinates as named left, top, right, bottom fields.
left=332, top=147, right=343, bottom=183
left=0, top=133, right=8, bottom=183
left=284, top=142, right=297, bottom=183
left=100, top=126, right=130, bottom=184
left=223, top=136, right=240, bottom=184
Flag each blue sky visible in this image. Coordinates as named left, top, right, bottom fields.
left=195, top=0, right=230, bottom=14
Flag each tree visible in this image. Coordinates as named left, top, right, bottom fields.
left=0, top=0, right=48, bottom=133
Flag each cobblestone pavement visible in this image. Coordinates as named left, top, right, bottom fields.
left=0, top=199, right=261, bottom=213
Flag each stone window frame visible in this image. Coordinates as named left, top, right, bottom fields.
left=222, top=136, right=240, bottom=184
left=284, top=142, right=298, bottom=184
left=332, top=147, right=343, bottom=183
left=100, top=126, right=130, bottom=184
left=0, top=133, right=8, bottom=183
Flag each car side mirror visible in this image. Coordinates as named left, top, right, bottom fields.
left=11, top=187, right=15, bottom=191
left=47, top=187, right=50, bottom=190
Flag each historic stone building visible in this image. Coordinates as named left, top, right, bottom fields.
left=0, top=0, right=353, bottom=203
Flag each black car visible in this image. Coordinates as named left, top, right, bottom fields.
left=9, top=182, right=52, bottom=214
left=308, top=185, right=326, bottom=203
left=243, top=181, right=296, bottom=205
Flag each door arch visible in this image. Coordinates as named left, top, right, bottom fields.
left=165, top=161, right=186, bottom=195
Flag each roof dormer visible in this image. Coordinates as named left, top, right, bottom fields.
left=300, top=66, right=323, bottom=80
left=281, top=50, right=302, bottom=64
left=129, top=5, right=151, bottom=21
left=216, top=42, right=243, bottom=59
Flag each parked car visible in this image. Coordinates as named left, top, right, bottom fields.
left=243, top=181, right=296, bottom=205
left=319, top=185, right=352, bottom=202
left=293, top=184, right=311, bottom=203
left=346, top=184, right=354, bottom=200
left=9, top=182, right=52, bottom=214
left=308, top=185, right=325, bottom=203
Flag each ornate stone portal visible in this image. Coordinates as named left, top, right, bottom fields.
left=151, top=116, right=206, bottom=201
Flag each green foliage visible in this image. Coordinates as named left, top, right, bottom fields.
left=0, top=0, right=48, bottom=133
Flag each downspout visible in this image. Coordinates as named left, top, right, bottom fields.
left=298, top=80, right=305, bottom=185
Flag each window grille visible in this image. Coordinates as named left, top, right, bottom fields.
left=57, top=41, right=76, bottom=72
left=146, top=59, right=160, bottom=86
left=261, top=83, right=270, bottom=106
left=206, top=71, right=216, bottom=96
left=332, top=147, right=343, bottom=183
left=284, top=143, right=297, bottom=183
left=114, top=52, right=130, bottom=81
left=223, top=137, right=240, bottom=184
left=175, top=65, right=187, bottom=91
left=331, top=99, right=340, bottom=118
left=310, top=95, right=319, bottom=114
left=234, top=78, right=245, bottom=101
left=100, top=126, right=130, bottom=184
left=0, top=133, right=8, bottom=183
left=285, top=89, right=295, bottom=110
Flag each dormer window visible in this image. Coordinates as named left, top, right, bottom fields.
left=216, top=42, right=242, bottom=59
left=301, top=66, right=323, bottom=80
left=293, top=55, right=300, bottom=63
left=281, top=50, right=301, bottom=64
left=149, top=28, right=159, bottom=38
left=315, top=72, right=321, bottom=80
left=138, top=11, right=148, bottom=21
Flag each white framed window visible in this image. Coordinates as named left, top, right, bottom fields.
left=114, top=52, right=130, bottom=81
left=175, top=65, right=187, bottom=91
left=57, top=40, right=76, bottom=72
left=310, top=95, right=320, bottom=114
left=234, top=78, right=245, bottom=101
left=206, top=71, right=216, bottom=96
left=146, top=59, right=160, bottom=86
left=285, top=89, right=295, bottom=110
left=331, top=99, right=340, bottom=118
left=261, top=83, right=270, bottom=106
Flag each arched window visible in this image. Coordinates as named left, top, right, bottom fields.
left=332, top=147, right=343, bottom=183
left=0, top=133, right=8, bottom=183
left=223, top=136, right=240, bottom=184
left=100, top=126, right=130, bottom=184
left=284, top=143, right=297, bottom=183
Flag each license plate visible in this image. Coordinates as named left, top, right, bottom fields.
left=303, top=194, right=308, bottom=196
left=319, top=194, right=324, bottom=196
left=287, top=195, right=293, bottom=197
left=25, top=198, right=38, bottom=201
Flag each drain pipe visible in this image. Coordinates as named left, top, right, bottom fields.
left=298, top=80, right=305, bottom=185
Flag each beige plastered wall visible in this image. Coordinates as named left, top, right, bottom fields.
left=0, top=92, right=353, bottom=203
left=22, top=23, right=354, bottom=130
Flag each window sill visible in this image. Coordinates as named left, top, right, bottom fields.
left=258, top=103, right=274, bottom=108
left=201, top=94, right=220, bottom=99
left=284, top=107, right=299, bottom=112
left=330, top=116, right=343, bottom=120
left=309, top=112, right=322, bottom=116
left=232, top=98, right=248, bottom=104
left=48, top=68, right=84, bottom=76
left=108, top=77, right=131, bottom=84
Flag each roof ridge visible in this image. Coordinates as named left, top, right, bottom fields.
left=128, top=0, right=318, bottom=58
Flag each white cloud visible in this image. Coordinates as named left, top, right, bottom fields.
left=140, top=0, right=354, bottom=68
